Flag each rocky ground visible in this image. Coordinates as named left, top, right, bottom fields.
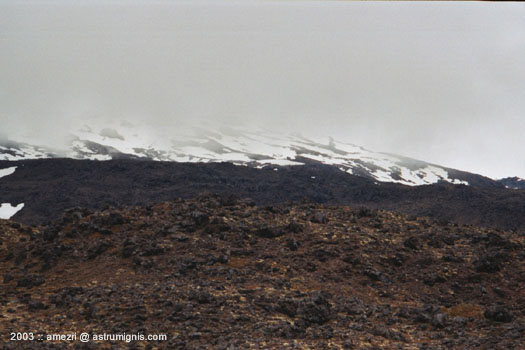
left=0, top=193, right=524, bottom=349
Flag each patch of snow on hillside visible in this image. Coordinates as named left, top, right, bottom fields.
left=366, top=163, right=470, bottom=186
left=0, top=144, right=50, bottom=160
left=0, top=203, right=24, bottom=220
left=0, top=166, right=17, bottom=179
left=450, top=178, right=469, bottom=185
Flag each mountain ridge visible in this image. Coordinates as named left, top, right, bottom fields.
left=1, top=159, right=524, bottom=231
left=0, top=123, right=510, bottom=188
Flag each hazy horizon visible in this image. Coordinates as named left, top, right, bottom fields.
left=1, top=1, right=524, bottom=179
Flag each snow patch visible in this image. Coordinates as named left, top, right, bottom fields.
left=0, top=166, right=17, bottom=179
left=0, top=167, right=25, bottom=219
left=0, top=203, right=24, bottom=220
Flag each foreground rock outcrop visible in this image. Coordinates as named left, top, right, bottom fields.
left=1, top=194, right=523, bottom=349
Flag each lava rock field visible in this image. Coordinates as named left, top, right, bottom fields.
left=0, top=194, right=524, bottom=349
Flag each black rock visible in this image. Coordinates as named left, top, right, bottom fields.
left=276, top=298, right=298, bottom=318
left=285, top=238, right=300, bottom=251
left=431, top=313, right=448, bottom=328
left=474, top=251, right=507, bottom=273
left=191, top=211, right=209, bottom=226
left=17, top=275, right=45, bottom=289
left=311, top=212, right=328, bottom=224
left=285, top=221, right=303, bottom=233
left=404, top=237, right=421, bottom=250
left=3, top=273, right=13, bottom=283
left=254, top=226, right=285, bottom=238
left=28, top=300, right=47, bottom=311
left=297, top=292, right=332, bottom=325
left=87, top=241, right=111, bottom=260
left=42, top=227, right=59, bottom=241
left=122, top=244, right=136, bottom=258
left=484, top=306, right=513, bottom=323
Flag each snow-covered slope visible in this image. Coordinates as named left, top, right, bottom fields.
left=0, top=166, right=24, bottom=219
left=0, top=121, right=479, bottom=187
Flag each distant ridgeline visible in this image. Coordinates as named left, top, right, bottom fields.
left=0, top=159, right=524, bottom=232
left=0, top=124, right=513, bottom=188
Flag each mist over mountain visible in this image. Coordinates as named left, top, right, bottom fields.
left=1, top=1, right=525, bottom=179
left=0, top=120, right=505, bottom=187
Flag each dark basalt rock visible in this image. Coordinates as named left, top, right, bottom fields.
left=122, top=241, right=136, bottom=258
left=474, top=250, right=508, bottom=273
left=190, top=211, right=209, bottom=227
left=484, top=306, right=513, bottom=323
left=253, top=225, right=285, bottom=238
left=28, top=300, right=47, bottom=311
left=403, top=236, right=421, bottom=250
left=86, top=241, right=111, bottom=260
left=42, top=226, right=60, bottom=241
left=16, top=274, right=45, bottom=289
left=311, top=212, right=328, bottom=224
left=297, top=292, right=332, bottom=325
left=285, top=221, right=303, bottom=233
left=276, top=298, right=298, bottom=318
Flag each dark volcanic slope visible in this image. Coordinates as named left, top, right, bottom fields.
left=498, top=177, right=525, bottom=190
left=1, top=159, right=525, bottom=231
left=0, top=195, right=523, bottom=349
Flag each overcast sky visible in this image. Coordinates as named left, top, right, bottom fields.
left=1, top=0, right=524, bottom=179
